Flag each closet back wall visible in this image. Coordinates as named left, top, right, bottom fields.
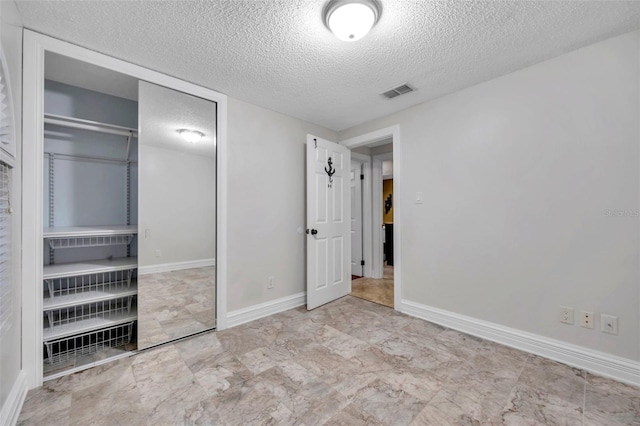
left=43, top=80, right=139, bottom=264
left=44, top=80, right=137, bottom=127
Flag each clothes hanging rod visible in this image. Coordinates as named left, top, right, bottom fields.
left=44, top=113, right=138, bottom=138
left=44, top=152, right=137, bottom=165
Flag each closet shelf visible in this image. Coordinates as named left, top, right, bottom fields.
left=44, top=268, right=135, bottom=300
left=44, top=225, right=138, bottom=238
left=45, top=226, right=137, bottom=248
left=43, top=307, right=138, bottom=342
left=43, top=322, right=135, bottom=367
left=48, top=235, right=135, bottom=249
left=44, top=113, right=138, bottom=138
left=43, top=257, right=138, bottom=280
left=43, top=282, right=138, bottom=311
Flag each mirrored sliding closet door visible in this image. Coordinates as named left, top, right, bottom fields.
left=137, top=81, right=217, bottom=349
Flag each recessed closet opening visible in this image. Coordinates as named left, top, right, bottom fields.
left=39, top=51, right=217, bottom=380
left=42, top=52, right=141, bottom=379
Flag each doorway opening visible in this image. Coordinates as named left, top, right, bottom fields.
left=342, top=127, right=399, bottom=310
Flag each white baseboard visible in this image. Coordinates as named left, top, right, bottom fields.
left=227, top=292, right=306, bottom=328
left=401, top=299, right=640, bottom=387
left=0, top=371, right=28, bottom=426
left=138, top=258, right=215, bottom=275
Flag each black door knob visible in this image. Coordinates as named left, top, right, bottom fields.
left=306, top=228, right=318, bottom=235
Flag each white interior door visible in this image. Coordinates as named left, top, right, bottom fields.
left=350, top=159, right=363, bottom=277
left=306, top=135, right=351, bottom=310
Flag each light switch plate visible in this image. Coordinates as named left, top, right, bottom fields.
left=415, top=192, right=423, bottom=204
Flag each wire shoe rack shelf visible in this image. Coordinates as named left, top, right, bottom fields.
left=44, top=268, right=136, bottom=303
left=44, top=322, right=135, bottom=365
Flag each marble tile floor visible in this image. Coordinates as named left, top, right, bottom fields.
left=350, top=278, right=393, bottom=308
left=351, top=264, right=394, bottom=308
left=19, top=295, right=639, bottom=425
left=138, top=267, right=216, bottom=348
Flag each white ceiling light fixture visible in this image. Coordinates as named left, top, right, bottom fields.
left=178, top=128, right=205, bottom=143
left=324, top=0, right=380, bottom=42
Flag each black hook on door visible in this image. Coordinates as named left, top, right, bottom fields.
left=325, top=157, right=336, bottom=187
left=325, top=157, right=335, bottom=177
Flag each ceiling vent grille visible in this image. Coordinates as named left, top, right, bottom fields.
left=381, top=83, right=414, bottom=99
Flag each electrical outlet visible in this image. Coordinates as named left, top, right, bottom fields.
left=560, top=306, right=574, bottom=324
left=267, top=276, right=274, bottom=289
left=580, top=311, right=594, bottom=329
left=601, top=314, right=618, bottom=335
left=155, top=249, right=161, bottom=258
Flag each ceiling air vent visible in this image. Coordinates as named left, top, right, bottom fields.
left=381, top=83, right=414, bottom=99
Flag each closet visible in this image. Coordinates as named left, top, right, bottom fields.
left=27, top=43, right=220, bottom=382
left=41, top=57, right=140, bottom=378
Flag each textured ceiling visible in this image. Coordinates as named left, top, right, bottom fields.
left=15, top=0, right=640, bottom=131
left=139, top=80, right=217, bottom=158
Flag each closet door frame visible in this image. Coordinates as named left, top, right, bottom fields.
left=22, top=29, right=229, bottom=389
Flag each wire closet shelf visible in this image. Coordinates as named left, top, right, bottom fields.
left=43, top=295, right=136, bottom=333
left=44, top=268, right=136, bottom=303
left=44, top=322, right=135, bottom=365
left=48, top=234, right=134, bottom=249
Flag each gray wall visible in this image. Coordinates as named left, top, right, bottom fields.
left=339, top=31, right=640, bottom=361
left=227, top=98, right=336, bottom=311
left=0, top=0, right=23, bottom=413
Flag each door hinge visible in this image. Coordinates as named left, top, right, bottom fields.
left=360, top=174, right=364, bottom=180
left=360, top=260, right=365, bottom=266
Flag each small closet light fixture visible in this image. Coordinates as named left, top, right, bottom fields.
left=323, top=0, right=380, bottom=42
left=178, top=129, right=204, bottom=143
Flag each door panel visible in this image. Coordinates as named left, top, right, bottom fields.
left=306, top=135, right=351, bottom=310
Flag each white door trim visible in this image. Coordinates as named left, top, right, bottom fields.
left=350, top=152, right=372, bottom=278
left=22, top=30, right=228, bottom=388
left=340, top=125, right=401, bottom=311
left=372, top=152, right=393, bottom=279
left=349, top=157, right=364, bottom=277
